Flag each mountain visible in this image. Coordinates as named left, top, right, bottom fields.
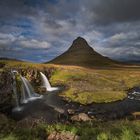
left=48, top=37, right=118, bottom=67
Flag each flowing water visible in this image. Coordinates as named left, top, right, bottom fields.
left=12, top=71, right=42, bottom=112
left=128, top=87, right=140, bottom=100
left=11, top=71, right=140, bottom=122
left=40, top=72, right=58, bottom=91
left=11, top=87, right=140, bottom=122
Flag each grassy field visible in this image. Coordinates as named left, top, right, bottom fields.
left=51, top=65, right=140, bottom=104
left=1, top=60, right=140, bottom=104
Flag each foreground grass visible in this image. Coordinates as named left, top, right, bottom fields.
left=1, top=118, right=140, bottom=140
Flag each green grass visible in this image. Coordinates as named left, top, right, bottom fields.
left=51, top=66, right=140, bottom=104
left=1, top=119, right=140, bottom=140
left=62, top=89, right=126, bottom=104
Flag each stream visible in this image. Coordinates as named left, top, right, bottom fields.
left=11, top=87, right=140, bottom=122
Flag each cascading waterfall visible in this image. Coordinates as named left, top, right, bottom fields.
left=20, top=76, right=43, bottom=101
left=23, top=77, right=43, bottom=100
left=20, top=82, right=28, bottom=104
left=11, top=70, right=23, bottom=111
left=11, top=70, right=43, bottom=112
left=40, top=72, right=58, bottom=92
left=20, top=76, right=32, bottom=98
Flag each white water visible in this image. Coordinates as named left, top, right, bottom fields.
left=40, top=72, right=58, bottom=92
left=20, top=76, right=43, bottom=101
left=128, top=90, right=140, bottom=100
left=20, top=77, right=32, bottom=98
left=21, top=82, right=28, bottom=104
left=12, top=71, right=42, bottom=112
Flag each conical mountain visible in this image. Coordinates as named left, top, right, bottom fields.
left=48, top=37, right=118, bottom=67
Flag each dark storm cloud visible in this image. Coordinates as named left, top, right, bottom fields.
left=0, top=0, right=140, bottom=62
left=0, top=0, right=37, bottom=20
left=85, top=0, right=140, bottom=24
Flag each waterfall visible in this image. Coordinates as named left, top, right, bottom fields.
left=20, top=76, right=32, bottom=98
left=20, top=76, right=43, bottom=101
left=11, top=70, right=22, bottom=111
left=40, top=72, right=58, bottom=92
left=11, top=70, right=43, bottom=112
left=20, top=82, right=28, bottom=104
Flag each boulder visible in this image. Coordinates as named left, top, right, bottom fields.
left=71, top=113, right=92, bottom=122
left=48, top=131, right=80, bottom=140
left=36, top=86, right=46, bottom=94
left=67, top=109, right=75, bottom=115
left=132, top=112, right=140, bottom=119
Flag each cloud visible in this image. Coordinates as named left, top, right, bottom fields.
left=0, top=0, right=140, bottom=62
left=84, top=0, right=140, bottom=24
left=19, top=39, right=50, bottom=49
left=0, top=33, right=16, bottom=45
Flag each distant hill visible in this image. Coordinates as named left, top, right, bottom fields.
left=48, top=37, right=119, bottom=67
left=0, top=57, right=22, bottom=61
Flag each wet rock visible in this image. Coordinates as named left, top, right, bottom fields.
left=48, top=131, right=80, bottom=140
left=71, top=113, right=92, bottom=122
left=90, top=115, right=96, bottom=120
left=36, top=86, right=46, bottom=94
left=132, top=112, right=140, bottom=119
left=0, top=62, right=5, bottom=68
left=18, top=67, right=56, bottom=87
left=0, top=71, right=13, bottom=113
left=67, top=109, right=75, bottom=115
left=54, top=107, right=65, bottom=114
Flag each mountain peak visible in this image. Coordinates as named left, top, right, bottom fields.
left=74, top=36, right=87, bottom=42
left=73, top=36, right=88, bottom=45
left=69, top=37, right=92, bottom=51
left=48, top=36, right=117, bottom=67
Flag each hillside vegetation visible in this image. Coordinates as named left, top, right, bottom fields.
left=1, top=60, right=140, bottom=104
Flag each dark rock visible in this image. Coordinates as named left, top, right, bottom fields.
left=67, top=109, right=75, bottom=115
left=132, top=112, right=140, bottom=119
left=48, top=131, right=80, bottom=140
left=71, top=113, right=92, bottom=122
left=0, top=71, right=13, bottom=113
left=0, top=62, right=5, bottom=68
left=36, top=86, right=46, bottom=94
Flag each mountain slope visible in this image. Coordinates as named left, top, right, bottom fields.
left=48, top=37, right=118, bottom=67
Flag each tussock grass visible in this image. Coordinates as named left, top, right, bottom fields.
left=51, top=66, right=140, bottom=104
left=2, top=119, right=140, bottom=140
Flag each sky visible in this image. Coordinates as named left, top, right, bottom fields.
left=0, top=0, right=140, bottom=62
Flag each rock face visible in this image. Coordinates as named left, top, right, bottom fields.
left=49, top=37, right=118, bottom=67
left=17, top=67, right=57, bottom=94
left=0, top=62, right=5, bottom=68
left=48, top=131, right=80, bottom=140
left=0, top=71, right=13, bottom=113
left=0, top=67, right=57, bottom=113
left=18, top=67, right=56, bottom=86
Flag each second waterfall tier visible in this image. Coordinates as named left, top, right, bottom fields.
left=40, top=72, right=58, bottom=92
